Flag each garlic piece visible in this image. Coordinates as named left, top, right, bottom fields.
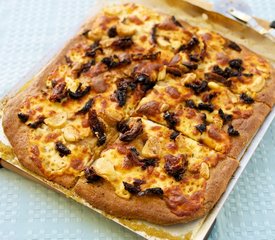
left=117, top=24, right=136, bottom=36
left=44, top=113, right=67, bottom=128
left=249, top=76, right=265, bottom=92
left=63, top=125, right=80, bottom=142
left=200, top=162, right=210, bottom=179
left=157, top=66, right=166, bottom=81
left=160, top=103, right=169, bottom=112
left=208, top=81, right=220, bottom=90
left=142, top=137, right=160, bottom=158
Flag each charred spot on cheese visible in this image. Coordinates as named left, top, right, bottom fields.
left=185, top=99, right=197, bottom=109
left=116, top=120, right=130, bottom=133
left=171, top=16, right=183, bottom=28
left=49, top=82, right=67, bottom=102
left=227, top=40, right=242, bottom=52
left=164, top=154, right=187, bottom=181
left=85, top=167, right=101, bottom=183
left=88, top=110, right=106, bottom=146
left=85, top=41, right=103, bottom=58
left=131, top=52, right=160, bottom=61
left=195, top=123, right=206, bottom=134
left=163, top=111, right=178, bottom=129
left=55, top=141, right=71, bottom=157
left=76, top=99, right=93, bottom=114
left=77, top=60, right=95, bottom=77
left=170, top=131, right=180, bottom=140
left=182, top=62, right=198, bottom=70
left=218, top=109, right=232, bottom=125
left=68, top=84, right=91, bottom=99
left=197, top=103, right=214, bottom=113
left=18, top=112, right=29, bottom=123
left=166, top=66, right=182, bottom=77
left=111, top=36, right=133, bottom=50
left=107, top=26, right=118, bottom=38
left=123, top=181, right=141, bottom=194
left=185, top=80, right=208, bottom=94
left=27, top=116, right=45, bottom=129
left=178, top=36, right=199, bottom=52
left=240, top=93, right=254, bottom=104
left=119, top=119, right=143, bottom=142
left=151, top=24, right=158, bottom=44
left=227, top=125, right=240, bottom=136
left=229, top=59, right=244, bottom=71
left=140, top=158, right=157, bottom=170
left=138, top=187, right=164, bottom=196
left=101, top=55, right=131, bottom=69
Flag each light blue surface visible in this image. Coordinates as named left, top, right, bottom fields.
left=0, top=0, right=274, bottom=239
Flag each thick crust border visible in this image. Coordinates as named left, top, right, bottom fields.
left=240, top=46, right=275, bottom=107
left=73, top=157, right=238, bottom=225
left=228, top=102, right=270, bottom=159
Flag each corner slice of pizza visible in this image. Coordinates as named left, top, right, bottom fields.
left=74, top=117, right=238, bottom=224
left=135, top=72, right=270, bottom=158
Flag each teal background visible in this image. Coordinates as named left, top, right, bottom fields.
left=0, top=0, right=274, bottom=239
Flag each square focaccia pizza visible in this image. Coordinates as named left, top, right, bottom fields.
left=3, top=3, right=274, bottom=224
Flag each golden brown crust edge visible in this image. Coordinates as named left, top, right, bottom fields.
left=73, top=157, right=238, bottom=225
left=228, top=102, right=270, bottom=159
left=240, top=46, right=275, bottom=107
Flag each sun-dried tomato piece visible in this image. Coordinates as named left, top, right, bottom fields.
left=133, top=73, right=155, bottom=92
left=17, top=112, right=29, bottom=123
left=151, top=24, right=158, bottom=44
left=138, top=187, right=164, bottom=196
left=55, top=141, right=71, bottom=157
left=116, top=120, right=130, bottom=133
left=166, top=66, right=182, bottom=77
left=229, top=59, right=244, bottom=71
left=185, top=99, right=197, bottom=109
left=227, top=41, right=242, bottom=52
left=101, top=55, right=131, bottom=69
left=88, top=110, right=106, bottom=146
left=140, top=158, right=157, bottom=170
left=171, top=16, right=183, bottom=28
left=123, top=181, right=141, bottom=194
left=240, top=93, right=254, bottom=104
left=195, top=123, right=206, bottom=134
left=164, top=154, right=187, bottom=181
left=76, top=99, right=93, bottom=114
left=170, top=131, right=180, bottom=140
left=107, top=26, right=118, bottom=38
left=197, top=103, right=214, bottom=112
left=178, top=36, right=199, bottom=52
left=218, top=109, right=233, bottom=125
left=163, top=111, right=178, bottom=129
left=115, top=81, right=128, bottom=107
left=49, top=82, right=67, bottom=102
left=125, top=147, right=143, bottom=167
left=185, top=80, right=208, bottom=94
left=85, top=41, right=103, bottom=58
left=68, top=84, right=91, bottom=99
left=119, top=119, right=143, bottom=142
left=112, top=36, right=133, bottom=50
left=27, top=116, right=45, bottom=129
left=131, top=52, right=160, bottom=61
left=228, top=125, right=240, bottom=136
left=85, top=167, right=101, bottom=183
left=182, top=62, right=198, bottom=70
left=77, top=60, right=95, bottom=77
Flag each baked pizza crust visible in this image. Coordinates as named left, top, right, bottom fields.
left=228, top=102, right=271, bottom=158
left=74, top=157, right=238, bottom=225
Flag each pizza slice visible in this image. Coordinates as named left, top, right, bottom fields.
left=135, top=72, right=270, bottom=158
left=74, top=117, right=238, bottom=224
